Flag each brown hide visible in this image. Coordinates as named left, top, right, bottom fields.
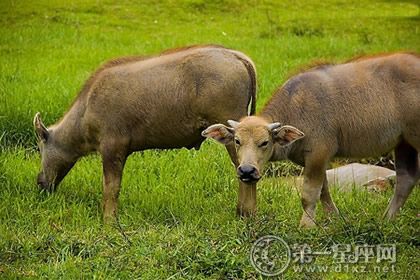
left=57, top=45, right=256, bottom=153
left=34, top=45, right=257, bottom=222
left=263, top=53, right=420, bottom=226
left=203, top=52, right=419, bottom=227
left=263, top=53, right=419, bottom=162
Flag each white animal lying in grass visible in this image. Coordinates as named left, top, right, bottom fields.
left=326, top=163, right=395, bottom=192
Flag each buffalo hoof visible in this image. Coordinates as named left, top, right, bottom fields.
left=236, top=205, right=256, bottom=217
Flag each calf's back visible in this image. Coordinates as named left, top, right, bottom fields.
left=263, top=53, right=420, bottom=161
left=78, top=46, right=255, bottom=151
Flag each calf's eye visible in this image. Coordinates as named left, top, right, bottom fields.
left=259, top=141, right=269, bottom=148
left=235, top=138, right=241, bottom=145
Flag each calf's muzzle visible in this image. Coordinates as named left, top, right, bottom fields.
left=237, top=164, right=261, bottom=183
left=37, top=172, right=55, bottom=192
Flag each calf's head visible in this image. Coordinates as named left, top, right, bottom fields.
left=202, top=116, right=304, bottom=183
left=33, top=113, right=76, bottom=191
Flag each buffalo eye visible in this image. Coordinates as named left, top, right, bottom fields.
left=259, top=140, right=269, bottom=148
left=235, top=138, right=241, bottom=146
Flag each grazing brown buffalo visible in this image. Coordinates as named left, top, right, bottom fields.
left=34, top=45, right=256, bottom=223
left=203, top=52, right=419, bottom=227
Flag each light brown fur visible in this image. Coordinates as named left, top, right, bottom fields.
left=34, top=45, right=257, bottom=223
left=204, top=52, right=420, bottom=227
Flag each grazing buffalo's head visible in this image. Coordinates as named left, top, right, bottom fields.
left=33, top=113, right=75, bottom=191
left=202, top=116, right=304, bottom=184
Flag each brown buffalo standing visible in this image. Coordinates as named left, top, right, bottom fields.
left=34, top=45, right=256, bottom=222
left=203, top=52, right=419, bottom=227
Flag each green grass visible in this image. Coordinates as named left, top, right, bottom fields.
left=1, top=0, right=419, bottom=279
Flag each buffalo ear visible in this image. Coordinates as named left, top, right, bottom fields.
left=271, top=125, right=304, bottom=146
left=33, top=112, right=49, bottom=142
left=201, top=124, right=234, bottom=145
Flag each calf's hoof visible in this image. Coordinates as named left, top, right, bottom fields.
left=383, top=210, right=397, bottom=221
left=236, top=205, right=256, bottom=218
left=103, top=212, right=118, bottom=226
left=324, top=204, right=339, bottom=216
left=299, top=215, right=316, bottom=228
left=382, top=202, right=400, bottom=221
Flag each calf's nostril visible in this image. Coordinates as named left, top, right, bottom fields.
left=237, top=165, right=259, bottom=181
left=237, top=165, right=261, bottom=182
left=238, top=165, right=256, bottom=175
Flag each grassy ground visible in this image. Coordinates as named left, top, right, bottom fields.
left=1, top=0, right=419, bottom=279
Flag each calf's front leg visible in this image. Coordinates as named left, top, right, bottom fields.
left=237, top=181, right=257, bottom=217
left=300, top=157, right=329, bottom=228
left=101, top=148, right=127, bottom=224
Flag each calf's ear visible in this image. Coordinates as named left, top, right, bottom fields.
left=33, top=112, right=49, bottom=142
left=201, top=124, right=234, bottom=145
left=271, top=125, right=304, bottom=146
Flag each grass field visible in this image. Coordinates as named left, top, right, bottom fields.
left=1, top=0, right=419, bottom=279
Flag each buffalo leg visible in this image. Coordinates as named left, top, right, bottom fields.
left=300, top=150, right=330, bottom=228
left=225, top=143, right=256, bottom=217
left=101, top=145, right=128, bottom=223
left=237, top=182, right=257, bottom=217
left=320, top=176, right=339, bottom=215
left=385, top=140, right=419, bottom=219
